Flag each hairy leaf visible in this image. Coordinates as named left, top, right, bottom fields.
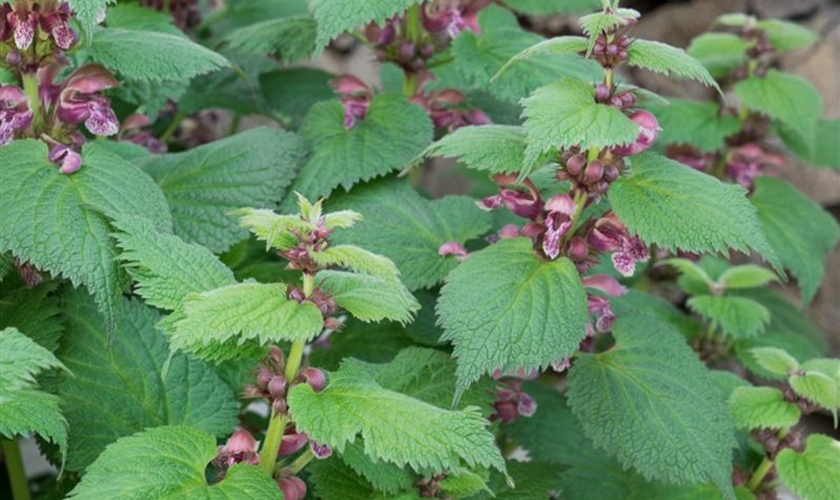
left=687, top=295, right=770, bottom=339
left=496, top=36, right=588, bottom=77
left=312, top=245, right=400, bottom=281
left=69, top=0, right=114, bottom=38
left=718, top=265, right=778, bottom=290
left=338, top=441, right=415, bottom=495
left=627, top=39, right=720, bottom=90
left=776, top=434, right=840, bottom=500
left=728, top=387, right=800, bottom=430
left=309, top=457, right=419, bottom=500
left=506, top=0, right=599, bottom=14
left=317, top=270, right=420, bottom=325
left=422, top=125, right=528, bottom=175
left=104, top=2, right=182, bottom=35
left=0, top=282, right=63, bottom=351
left=579, top=9, right=640, bottom=52
left=649, top=99, right=741, bottom=153
left=310, top=0, right=421, bottom=51
left=789, top=371, right=838, bottom=415
left=222, top=15, right=316, bottom=63
left=260, top=68, right=335, bottom=128
left=686, top=33, right=750, bottom=79
left=749, top=347, right=800, bottom=377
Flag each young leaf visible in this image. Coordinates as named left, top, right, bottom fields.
left=0, top=327, right=67, bottom=462
left=609, top=153, right=777, bottom=265
left=327, top=179, right=492, bottom=290
left=136, top=127, right=306, bottom=253
left=309, top=0, right=421, bottom=51
left=789, top=371, right=838, bottom=416
left=717, top=265, right=777, bottom=290
left=169, top=283, right=324, bottom=360
left=566, top=314, right=736, bottom=497
left=69, top=0, right=113, bottom=38
left=662, top=258, right=714, bottom=291
left=522, top=78, right=639, bottom=165
left=579, top=9, right=640, bottom=52
left=56, top=291, right=238, bottom=471
left=112, top=215, right=236, bottom=311
left=88, top=28, right=229, bottom=82
left=749, top=347, right=800, bottom=377
left=687, top=295, right=771, bottom=339
left=438, top=238, right=588, bottom=399
left=495, top=36, right=588, bottom=78
left=287, top=369, right=505, bottom=473
left=648, top=99, right=741, bottom=153
left=0, top=140, right=171, bottom=331
left=727, top=387, right=800, bottom=430
left=506, top=0, right=600, bottom=14
left=422, top=125, right=529, bottom=175
left=222, top=16, right=316, bottom=63
left=757, top=19, right=819, bottom=52
left=776, top=434, right=840, bottom=500
left=66, top=426, right=279, bottom=500
left=686, top=33, right=750, bottom=79
left=312, top=245, right=400, bottom=281
left=317, top=270, right=420, bottom=324
left=309, top=456, right=418, bottom=500
left=234, top=208, right=308, bottom=251
left=626, top=39, right=720, bottom=91
left=288, top=93, right=433, bottom=204
left=750, top=177, right=840, bottom=304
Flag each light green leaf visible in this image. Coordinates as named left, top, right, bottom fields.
left=687, top=295, right=770, bottom=339
left=439, top=469, right=490, bottom=499
left=234, top=208, right=308, bottom=252
left=287, top=368, right=505, bottom=473
left=728, top=386, right=800, bottom=430
left=757, top=19, right=819, bottom=52
left=178, top=52, right=274, bottom=116
left=0, top=327, right=64, bottom=393
left=494, top=35, right=588, bottom=80
left=579, top=9, right=640, bottom=53
left=88, top=28, right=229, bottom=82
left=790, top=372, right=838, bottom=414
left=610, top=290, right=700, bottom=339
left=662, top=258, right=714, bottom=291
left=567, top=314, right=736, bottom=496
left=327, top=179, right=492, bottom=290
left=66, top=426, right=279, bottom=500
left=137, top=127, right=306, bottom=253
left=0, top=140, right=171, bottom=331
left=222, top=15, right=316, bottom=62
left=56, top=291, right=239, bottom=471
left=627, top=39, right=720, bottom=90
left=312, top=245, right=399, bottom=281
left=288, top=93, right=433, bottom=203
left=310, top=0, right=421, bottom=51
left=750, top=176, right=840, bottom=304
left=648, top=99, right=741, bottom=153
left=438, top=238, right=588, bottom=399
left=781, top=118, right=840, bottom=170
left=776, top=434, right=840, bottom=500
left=317, top=270, right=419, bottom=325
left=169, top=282, right=324, bottom=360
left=113, top=215, right=236, bottom=311
left=506, top=0, right=599, bottom=14
left=609, top=153, right=777, bottom=265
left=686, top=33, right=750, bottom=79
left=422, top=125, right=528, bottom=175
left=69, top=0, right=113, bottom=38
left=717, top=265, right=778, bottom=290
left=522, top=78, right=639, bottom=165
left=749, top=347, right=800, bottom=377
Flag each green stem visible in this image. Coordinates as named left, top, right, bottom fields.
left=604, top=68, right=614, bottom=89
left=286, top=448, right=316, bottom=475
left=259, top=413, right=288, bottom=474
left=21, top=73, right=41, bottom=132
left=2, top=439, right=32, bottom=500
left=284, top=274, right=315, bottom=381
left=403, top=73, right=418, bottom=98
left=405, top=4, right=422, bottom=43
left=160, top=110, right=187, bottom=143
left=747, top=457, right=774, bottom=491
left=563, top=191, right=589, bottom=245
left=229, top=114, right=241, bottom=136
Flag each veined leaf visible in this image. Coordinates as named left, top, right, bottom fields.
left=69, top=0, right=114, bottom=38
left=718, top=265, right=778, bottom=290
left=0, top=282, right=63, bottom=351
left=136, top=127, right=306, bottom=253
left=438, top=238, right=588, bottom=399
left=422, top=125, right=529, bottom=175
left=505, top=0, right=600, bottom=14
left=260, top=68, right=335, bottom=128
left=313, top=245, right=399, bottom=281
left=317, top=270, right=420, bottom=325
left=749, top=347, right=800, bottom=377
left=776, top=434, right=840, bottom=500
left=686, top=33, right=750, bottom=79
left=648, top=99, right=741, bottom=153
left=104, top=3, right=183, bottom=35
left=579, top=9, right=640, bottom=53
left=627, top=39, right=720, bottom=91
left=687, top=295, right=770, bottom=340
left=662, top=258, right=714, bottom=291
left=789, top=371, right=838, bottom=416
left=222, top=15, right=316, bottom=63
left=495, top=36, right=588, bottom=78
left=567, top=314, right=736, bottom=497
left=310, top=0, right=421, bottom=51
left=66, top=426, right=279, bottom=500
left=56, top=291, right=239, bottom=471
left=309, top=456, right=418, bottom=500
left=728, top=387, right=800, bottom=430
left=338, top=440, right=415, bottom=495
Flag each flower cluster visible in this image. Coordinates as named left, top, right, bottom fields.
left=490, top=368, right=537, bottom=423
left=1, top=0, right=78, bottom=71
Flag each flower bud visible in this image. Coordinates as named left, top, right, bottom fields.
left=268, top=376, right=288, bottom=398
left=330, top=75, right=368, bottom=96
left=594, top=84, right=611, bottom=103
left=269, top=345, right=285, bottom=367
left=272, top=398, right=288, bottom=415
left=278, top=430, right=309, bottom=457
left=566, top=153, right=586, bottom=175
left=439, top=241, right=468, bottom=257
left=516, top=393, right=537, bottom=417
left=567, top=236, right=589, bottom=262
left=398, top=41, right=415, bottom=62
left=277, top=476, right=307, bottom=500
left=48, top=145, right=82, bottom=174
left=256, top=367, right=274, bottom=389
left=310, top=441, right=332, bottom=459
left=603, top=164, right=620, bottom=182
left=498, top=224, right=521, bottom=239
left=584, top=160, right=604, bottom=183
left=300, top=367, right=326, bottom=392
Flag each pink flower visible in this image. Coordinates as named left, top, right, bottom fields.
left=48, top=144, right=82, bottom=174
left=542, top=194, right=577, bottom=260
left=478, top=174, right=543, bottom=220
left=612, top=110, right=660, bottom=157
left=277, top=476, right=307, bottom=500
left=0, top=85, right=32, bottom=146
left=587, top=213, right=650, bottom=277
left=331, top=75, right=372, bottom=129
left=215, top=430, right=259, bottom=469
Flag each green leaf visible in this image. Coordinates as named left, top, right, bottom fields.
left=757, top=19, right=819, bottom=52
left=627, top=39, right=720, bottom=90
left=718, top=265, right=778, bottom=290
left=0, top=252, right=12, bottom=281
left=749, top=347, right=800, bottom=377
left=260, top=68, right=335, bottom=128
left=66, top=426, right=279, bottom=500
left=169, top=282, right=324, bottom=360
left=728, top=386, right=800, bottom=430
left=56, top=290, right=239, bottom=471
left=113, top=215, right=236, bottom=311
left=136, top=127, right=305, bottom=253
left=104, top=2, right=183, bottom=35
left=522, top=78, right=639, bottom=165
left=0, top=140, right=171, bottom=331
left=222, top=15, right=316, bottom=62
left=506, top=0, right=600, bottom=14
left=781, top=118, right=840, bottom=170
left=327, top=179, right=492, bottom=290
left=234, top=208, right=308, bottom=251
left=309, top=456, right=420, bottom=500
left=495, top=35, right=588, bottom=78
left=439, top=469, right=490, bottom=499
left=610, top=290, right=700, bottom=339
left=178, top=52, right=274, bottom=116
left=422, top=125, right=528, bottom=175
left=687, top=295, right=770, bottom=339
left=309, top=0, right=421, bottom=51
left=789, top=372, right=838, bottom=414
left=69, top=0, right=113, bottom=38
left=750, top=176, right=840, bottom=304
left=312, top=245, right=399, bottom=281
left=776, top=434, right=840, bottom=500
left=648, top=99, right=741, bottom=153
left=0, top=282, right=63, bottom=351
left=734, top=70, right=822, bottom=151
left=438, top=238, right=588, bottom=399
left=686, top=33, right=750, bottom=79
left=288, top=93, right=433, bottom=203
left=662, top=258, right=714, bottom=291
left=567, top=314, right=736, bottom=496
left=88, top=28, right=229, bottom=82
left=0, top=327, right=67, bottom=461
left=579, top=9, right=640, bottom=52
left=287, top=367, right=505, bottom=473
left=609, top=153, right=777, bottom=265
left=338, top=441, right=415, bottom=495
left=317, top=270, right=420, bottom=325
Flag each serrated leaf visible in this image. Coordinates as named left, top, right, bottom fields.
left=69, top=0, right=113, bottom=38
left=309, top=456, right=419, bottom=500
left=0, top=282, right=63, bottom=351
left=781, top=118, right=840, bottom=170
left=686, top=33, right=751, bottom=79
left=104, top=2, right=183, bottom=35
left=750, top=177, right=840, bottom=304
left=522, top=78, right=639, bottom=164
left=222, top=15, right=316, bottom=63
left=728, top=386, right=800, bottom=430
left=579, top=9, right=640, bottom=52
left=338, top=440, right=415, bottom=495
left=687, top=295, right=770, bottom=339
left=66, top=426, right=279, bottom=500
left=567, top=314, right=736, bottom=497
left=627, top=39, right=720, bottom=90
left=88, top=28, right=229, bottom=82
left=113, top=215, right=236, bottom=311
left=234, top=208, right=308, bottom=252
left=169, top=282, right=324, bottom=360
left=610, top=289, right=700, bottom=338
left=0, top=140, right=171, bottom=331
left=438, top=238, right=588, bottom=399
left=662, top=258, right=714, bottom=291
left=749, top=347, right=800, bottom=377
left=288, top=93, right=433, bottom=203
left=757, top=19, right=819, bottom=52
left=310, top=0, right=421, bottom=51
left=734, top=70, right=822, bottom=152
left=136, top=127, right=305, bottom=253
left=717, top=265, right=778, bottom=290
left=648, top=99, right=741, bottom=153
left=327, top=179, right=492, bottom=290
left=0, top=327, right=67, bottom=461
left=776, top=434, right=840, bottom=500
left=439, top=469, right=489, bottom=499
left=287, top=368, right=505, bottom=473
left=609, top=153, right=777, bottom=265
left=495, top=35, right=588, bottom=78
left=178, top=52, right=275, bottom=116
left=312, top=245, right=399, bottom=281
left=789, top=372, right=838, bottom=414
left=422, top=125, right=528, bottom=175
left=317, top=270, right=420, bottom=325
left=56, top=290, right=239, bottom=471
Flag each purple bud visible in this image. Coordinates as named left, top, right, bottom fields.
left=331, top=75, right=368, bottom=96
left=439, top=241, right=468, bottom=257
left=220, top=430, right=258, bottom=456
left=619, top=91, right=636, bottom=108
left=594, top=84, right=610, bottom=103
left=493, top=400, right=518, bottom=423
left=268, top=376, right=288, bottom=398
left=398, top=41, right=415, bottom=62
left=609, top=96, right=623, bottom=108
left=567, top=236, right=588, bottom=262
left=269, top=345, right=285, bottom=366
left=48, top=145, right=82, bottom=174
left=277, top=476, right=307, bottom=500
left=279, top=431, right=309, bottom=457
left=516, top=393, right=537, bottom=417
left=272, top=399, right=288, bottom=415
left=566, top=154, right=586, bottom=175
left=477, top=194, right=504, bottom=211
left=256, top=367, right=274, bottom=388
left=603, top=165, right=620, bottom=182
left=309, top=441, right=332, bottom=459
left=498, top=224, right=521, bottom=239
left=595, top=310, right=616, bottom=332
left=300, top=367, right=326, bottom=392
left=584, top=160, right=604, bottom=183
left=545, top=194, right=576, bottom=216
left=606, top=43, right=619, bottom=57
left=5, top=51, right=21, bottom=66
left=419, top=43, right=435, bottom=59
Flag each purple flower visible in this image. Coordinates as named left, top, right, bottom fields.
left=587, top=294, right=616, bottom=333
left=331, top=75, right=372, bottom=129
left=7, top=3, right=36, bottom=50
left=277, top=476, right=307, bottom=500
left=423, top=0, right=488, bottom=39
left=588, top=213, right=650, bottom=277
left=0, top=85, right=32, bottom=146
left=48, top=144, right=82, bottom=174
left=542, top=194, right=577, bottom=260
left=309, top=441, right=332, bottom=459
left=612, top=110, right=661, bottom=157
left=214, top=430, right=259, bottom=469
left=582, top=274, right=627, bottom=297
left=439, top=241, right=468, bottom=260
left=39, top=2, right=77, bottom=50
left=478, top=174, right=543, bottom=220
left=49, top=64, right=120, bottom=136
left=551, top=358, right=571, bottom=373
left=725, top=143, right=786, bottom=189
left=278, top=430, right=308, bottom=457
